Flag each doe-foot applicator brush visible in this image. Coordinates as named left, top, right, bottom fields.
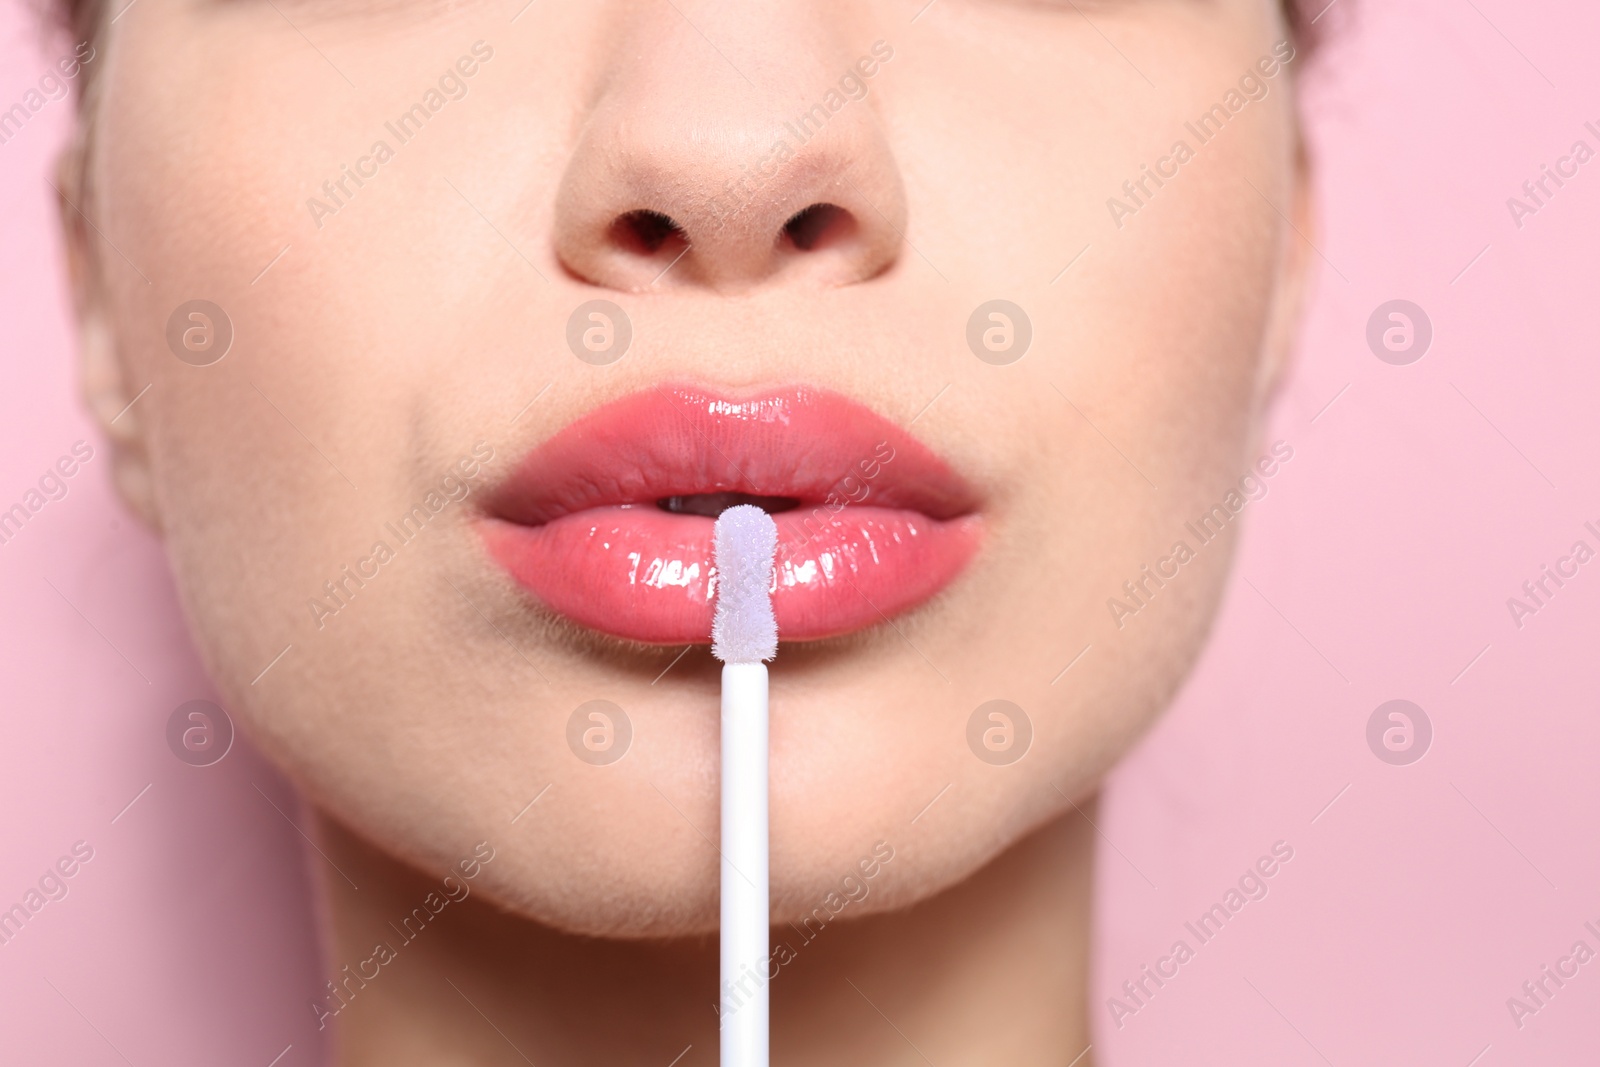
left=712, top=504, right=778, bottom=1067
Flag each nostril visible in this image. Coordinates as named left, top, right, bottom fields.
left=609, top=209, right=686, bottom=255
left=782, top=203, right=854, bottom=251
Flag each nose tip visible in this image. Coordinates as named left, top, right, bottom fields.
left=551, top=30, right=906, bottom=292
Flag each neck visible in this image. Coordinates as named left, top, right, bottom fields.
left=311, top=805, right=1095, bottom=1066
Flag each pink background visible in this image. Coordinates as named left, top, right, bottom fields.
left=2, top=0, right=1597, bottom=1062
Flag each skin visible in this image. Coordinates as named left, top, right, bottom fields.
left=59, top=0, right=1311, bottom=1061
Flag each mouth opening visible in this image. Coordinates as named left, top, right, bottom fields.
left=656, top=492, right=802, bottom=518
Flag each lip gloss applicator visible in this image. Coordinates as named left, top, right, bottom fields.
left=711, top=504, right=779, bottom=1067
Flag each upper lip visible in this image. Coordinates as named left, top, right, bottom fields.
left=485, top=383, right=979, bottom=525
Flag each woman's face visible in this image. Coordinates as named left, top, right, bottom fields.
left=72, top=0, right=1307, bottom=935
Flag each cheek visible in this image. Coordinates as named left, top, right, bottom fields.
left=92, top=3, right=543, bottom=684
left=896, top=34, right=1293, bottom=769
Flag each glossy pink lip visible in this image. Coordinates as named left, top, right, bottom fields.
left=479, top=385, right=983, bottom=646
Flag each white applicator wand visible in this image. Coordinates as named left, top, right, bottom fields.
left=712, top=504, right=778, bottom=1067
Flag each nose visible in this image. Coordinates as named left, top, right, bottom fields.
left=551, top=8, right=905, bottom=292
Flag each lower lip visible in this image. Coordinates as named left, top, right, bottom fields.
left=481, top=506, right=982, bottom=645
